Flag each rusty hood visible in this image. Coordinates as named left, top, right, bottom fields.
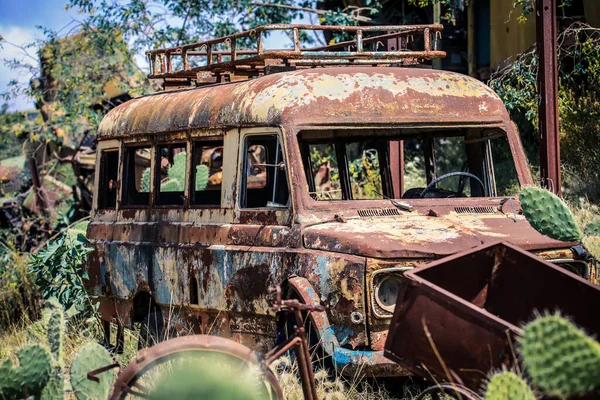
left=302, top=213, right=571, bottom=259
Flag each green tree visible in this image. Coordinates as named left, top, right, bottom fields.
left=489, top=23, right=600, bottom=201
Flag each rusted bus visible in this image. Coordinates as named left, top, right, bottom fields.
left=89, top=66, right=589, bottom=377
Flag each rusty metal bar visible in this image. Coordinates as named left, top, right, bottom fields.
left=231, top=38, right=237, bottom=61
left=293, top=27, right=300, bottom=51
left=389, top=141, right=404, bottom=198
left=356, top=29, right=363, bottom=52
left=257, top=31, right=263, bottom=53
left=536, top=0, right=561, bottom=194
left=87, top=363, right=120, bottom=383
left=147, top=24, right=444, bottom=55
left=207, top=44, right=213, bottom=65
left=146, top=23, right=445, bottom=79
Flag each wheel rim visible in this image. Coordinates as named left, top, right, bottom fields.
left=111, top=335, right=284, bottom=400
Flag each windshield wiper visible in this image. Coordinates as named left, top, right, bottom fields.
left=374, top=191, right=414, bottom=212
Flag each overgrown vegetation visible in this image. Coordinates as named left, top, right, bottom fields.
left=483, top=314, right=600, bottom=399
left=489, top=23, right=600, bottom=202
left=0, top=248, right=38, bottom=331
left=0, top=300, right=115, bottom=399
left=28, top=232, right=94, bottom=314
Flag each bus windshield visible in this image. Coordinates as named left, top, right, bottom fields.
left=299, top=129, right=520, bottom=201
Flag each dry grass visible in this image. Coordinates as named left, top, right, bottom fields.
left=567, top=196, right=600, bottom=229
left=0, top=311, right=419, bottom=399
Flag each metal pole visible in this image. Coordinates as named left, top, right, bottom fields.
left=536, top=0, right=561, bottom=195
left=467, top=0, right=476, bottom=76
left=432, top=1, right=442, bottom=69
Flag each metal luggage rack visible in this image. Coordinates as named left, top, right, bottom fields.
left=146, top=24, right=445, bottom=88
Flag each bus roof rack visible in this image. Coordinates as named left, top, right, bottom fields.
left=146, top=24, right=446, bottom=89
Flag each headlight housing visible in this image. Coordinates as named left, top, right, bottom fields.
left=375, top=275, right=403, bottom=312
left=370, top=267, right=411, bottom=318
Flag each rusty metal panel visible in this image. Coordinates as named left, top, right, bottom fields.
left=384, top=241, right=600, bottom=390
left=97, top=67, right=510, bottom=139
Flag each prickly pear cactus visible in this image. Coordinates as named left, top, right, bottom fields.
left=585, top=218, right=600, bottom=236
left=42, top=307, right=66, bottom=399
left=0, top=358, right=20, bottom=399
left=141, top=168, right=151, bottom=193
left=583, top=217, right=600, bottom=261
left=0, top=344, right=52, bottom=399
left=583, top=236, right=600, bottom=262
left=195, top=164, right=209, bottom=191
left=47, top=308, right=64, bottom=364
left=519, top=186, right=582, bottom=242
left=521, top=314, right=600, bottom=397
left=70, top=343, right=114, bottom=400
left=156, top=152, right=188, bottom=192
left=167, top=152, right=186, bottom=182
left=148, top=361, right=264, bottom=400
left=484, top=371, right=535, bottom=400
left=159, top=178, right=182, bottom=192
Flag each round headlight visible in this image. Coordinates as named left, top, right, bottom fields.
left=375, top=275, right=403, bottom=313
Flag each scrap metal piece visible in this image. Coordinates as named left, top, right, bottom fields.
left=384, top=241, right=600, bottom=391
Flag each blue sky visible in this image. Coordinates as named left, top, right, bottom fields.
left=0, top=0, right=79, bottom=111
left=0, top=0, right=312, bottom=112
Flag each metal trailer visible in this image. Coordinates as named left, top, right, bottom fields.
left=384, top=241, right=600, bottom=392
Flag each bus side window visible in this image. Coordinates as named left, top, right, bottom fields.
left=241, top=135, right=289, bottom=209
left=156, top=143, right=186, bottom=206
left=98, top=149, right=119, bottom=210
left=123, top=146, right=151, bottom=207
left=191, top=140, right=223, bottom=206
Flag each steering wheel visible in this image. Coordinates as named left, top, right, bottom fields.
left=419, top=172, right=485, bottom=198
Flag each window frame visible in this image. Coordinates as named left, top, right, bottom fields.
left=190, top=137, right=224, bottom=208
left=121, top=143, right=153, bottom=209
left=239, top=132, right=291, bottom=211
left=97, top=148, right=120, bottom=211
left=300, top=136, right=393, bottom=201
left=154, top=141, right=188, bottom=208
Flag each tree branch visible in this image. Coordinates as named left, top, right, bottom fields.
left=250, top=2, right=373, bottom=22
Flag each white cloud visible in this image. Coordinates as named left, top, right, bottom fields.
left=0, top=25, right=40, bottom=112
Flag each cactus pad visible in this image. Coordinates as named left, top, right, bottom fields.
left=47, top=308, right=65, bottom=365
left=159, top=178, right=182, bottom=192
left=195, top=164, right=209, bottom=191
left=0, top=344, right=52, bottom=398
left=42, top=367, right=65, bottom=400
left=71, top=343, right=115, bottom=400
left=585, top=218, right=600, bottom=237
left=167, top=152, right=186, bottom=182
left=141, top=168, right=151, bottom=192
left=484, top=371, right=535, bottom=400
left=148, top=361, right=264, bottom=400
left=0, top=358, right=20, bottom=399
left=583, top=236, right=600, bottom=262
left=521, top=315, right=600, bottom=397
left=519, top=186, right=582, bottom=242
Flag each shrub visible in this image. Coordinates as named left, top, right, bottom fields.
left=28, top=233, right=94, bottom=314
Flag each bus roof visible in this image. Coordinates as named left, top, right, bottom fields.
left=97, top=67, right=510, bottom=139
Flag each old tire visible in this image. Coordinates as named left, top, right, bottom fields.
left=111, top=335, right=283, bottom=400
